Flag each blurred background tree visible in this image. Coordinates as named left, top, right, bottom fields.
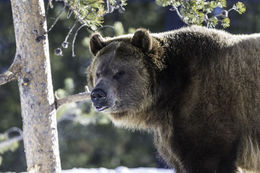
left=0, top=0, right=260, bottom=171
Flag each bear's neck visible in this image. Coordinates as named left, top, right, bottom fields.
left=141, top=37, right=193, bottom=130
left=146, top=30, right=225, bottom=130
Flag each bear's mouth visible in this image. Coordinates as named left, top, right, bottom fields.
left=95, top=105, right=109, bottom=112
left=92, top=100, right=123, bottom=113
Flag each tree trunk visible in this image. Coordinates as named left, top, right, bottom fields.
left=10, top=0, right=61, bottom=172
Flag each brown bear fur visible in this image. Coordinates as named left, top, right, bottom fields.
left=87, top=26, right=260, bottom=173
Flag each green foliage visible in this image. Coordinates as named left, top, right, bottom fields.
left=108, top=0, right=127, bottom=7
left=221, top=17, right=230, bottom=28
left=62, top=0, right=127, bottom=30
left=63, top=0, right=105, bottom=30
left=155, top=0, right=246, bottom=28
left=156, top=0, right=171, bottom=7
left=233, top=2, right=246, bottom=14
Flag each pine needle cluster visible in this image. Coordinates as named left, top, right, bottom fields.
left=156, top=0, right=246, bottom=28
left=61, top=0, right=127, bottom=30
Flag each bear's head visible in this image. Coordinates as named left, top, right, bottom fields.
left=87, top=29, right=164, bottom=127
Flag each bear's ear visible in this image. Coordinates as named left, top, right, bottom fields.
left=131, top=28, right=153, bottom=52
left=89, top=33, right=106, bottom=56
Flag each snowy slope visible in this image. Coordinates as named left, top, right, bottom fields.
left=62, top=167, right=175, bottom=173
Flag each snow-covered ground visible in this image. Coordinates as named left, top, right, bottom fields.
left=62, top=167, right=175, bottom=173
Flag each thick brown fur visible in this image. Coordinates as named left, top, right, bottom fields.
left=87, top=26, right=260, bottom=173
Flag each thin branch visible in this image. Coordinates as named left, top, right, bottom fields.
left=173, top=6, right=189, bottom=25
left=67, top=9, right=73, bottom=19
left=0, top=135, right=23, bottom=149
left=0, top=54, right=22, bottom=86
left=55, top=90, right=91, bottom=109
left=5, top=127, right=23, bottom=136
left=72, top=24, right=87, bottom=57
left=47, top=5, right=66, bottom=33
left=62, top=20, right=78, bottom=47
left=0, top=127, right=23, bottom=150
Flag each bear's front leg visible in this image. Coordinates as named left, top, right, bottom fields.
left=182, top=156, right=237, bottom=173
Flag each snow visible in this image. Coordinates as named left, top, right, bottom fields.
left=62, top=167, right=175, bottom=173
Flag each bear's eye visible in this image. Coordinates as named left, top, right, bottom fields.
left=113, top=71, right=125, bottom=80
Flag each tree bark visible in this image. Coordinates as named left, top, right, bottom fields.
left=10, top=0, right=61, bottom=172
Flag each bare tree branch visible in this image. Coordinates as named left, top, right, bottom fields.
left=55, top=89, right=91, bottom=109
left=0, top=54, right=22, bottom=86
left=0, top=127, right=23, bottom=150
left=172, top=6, right=189, bottom=25
left=0, top=136, right=23, bottom=149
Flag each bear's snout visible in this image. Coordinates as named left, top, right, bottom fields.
left=91, top=88, right=108, bottom=111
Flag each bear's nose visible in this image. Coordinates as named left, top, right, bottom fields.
left=91, top=88, right=107, bottom=103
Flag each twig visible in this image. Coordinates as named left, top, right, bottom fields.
left=72, top=24, right=87, bottom=57
left=67, top=9, right=73, bottom=19
left=55, top=90, right=91, bottom=109
left=47, top=5, right=66, bottom=33
left=62, top=20, right=78, bottom=47
left=0, top=127, right=23, bottom=150
left=0, top=135, right=23, bottom=149
left=5, top=127, right=23, bottom=136
left=0, top=54, right=22, bottom=86
left=172, top=6, right=189, bottom=25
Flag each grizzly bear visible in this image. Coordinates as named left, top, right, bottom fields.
left=87, top=26, right=260, bottom=173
